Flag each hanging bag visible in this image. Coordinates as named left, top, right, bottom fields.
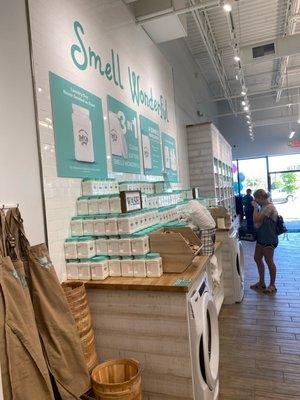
left=0, top=209, right=55, bottom=400
left=6, top=208, right=91, bottom=399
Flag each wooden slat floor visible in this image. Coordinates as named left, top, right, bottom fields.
left=219, top=233, right=300, bottom=400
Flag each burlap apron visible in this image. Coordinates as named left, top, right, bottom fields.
left=0, top=210, right=55, bottom=400
left=6, top=208, right=91, bottom=399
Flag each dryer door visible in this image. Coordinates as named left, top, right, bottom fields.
left=202, top=292, right=219, bottom=390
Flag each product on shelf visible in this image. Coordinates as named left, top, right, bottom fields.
left=83, top=217, right=95, bottom=236
left=93, top=216, right=106, bottom=236
left=66, top=260, right=79, bottom=280
left=118, top=235, right=132, bottom=256
left=98, top=196, right=110, bottom=214
left=78, top=259, right=91, bottom=280
left=105, top=216, right=119, bottom=235
left=64, top=237, right=78, bottom=259
left=121, top=256, right=134, bottom=277
left=71, top=217, right=84, bottom=236
left=146, top=253, right=163, bottom=277
left=131, top=232, right=150, bottom=255
left=90, top=257, right=109, bottom=280
left=108, top=256, right=121, bottom=276
left=77, top=197, right=89, bottom=215
left=109, top=194, right=122, bottom=213
left=132, top=256, right=147, bottom=278
left=77, top=237, right=95, bottom=259
left=107, top=236, right=120, bottom=256
left=95, top=237, right=108, bottom=255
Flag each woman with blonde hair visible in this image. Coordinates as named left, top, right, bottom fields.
left=250, top=189, right=278, bottom=294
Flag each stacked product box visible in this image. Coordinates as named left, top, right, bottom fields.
left=65, top=178, right=193, bottom=281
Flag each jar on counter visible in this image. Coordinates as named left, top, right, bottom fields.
left=107, top=236, right=120, bottom=256
left=105, top=216, right=119, bottom=236
left=93, top=216, right=106, bottom=236
left=90, top=256, right=109, bottom=280
left=70, top=217, right=84, bottom=237
left=108, top=256, right=121, bottom=277
left=83, top=217, right=95, bottom=236
left=131, top=233, right=149, bottom=255
left=118, top=235, right=132, bottom=256
left=98, top=196, right=110, bottom=214
left=95, top=236, right=108, bottom=256
left=82, top=179, right=99, bottom=196
left=77, top=197, right=89, bottom=216
left=77, top=236, right=95, bottom=259
left=88, top=197, right=99, bottom=215
left=146, top=253, right=163, bottom=277
left=66, top=260, right=79, bottom=280
left=133, top=256, right=147, bottom=278
left=121, top=256, right=134, bottom=277
left=78, top=259, right=91, bottom=280
left=109, top=195, right=122, bottom=214
left=64, top=237, right=78, bottom=260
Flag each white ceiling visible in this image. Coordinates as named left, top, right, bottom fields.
left=184, top=0, right=300, bottom=138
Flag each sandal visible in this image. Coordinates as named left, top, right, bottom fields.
left=250, top=282, right=266, bottom=291
left=263, top=286, right=277, bottom=295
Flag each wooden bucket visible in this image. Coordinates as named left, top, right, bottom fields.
left=62, top=281, right=99, bottom=373
left=91, top=359, right=142, bottom=400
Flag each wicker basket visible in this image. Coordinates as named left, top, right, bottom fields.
left=62, top=282, right=99, bottom=373
left=91, top=359, right=142, bottom=400
left=199, top=228, right=216, bottom=255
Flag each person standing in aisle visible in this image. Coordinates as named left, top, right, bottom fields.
left=250, top=189, right=279, bottom=294
left=243, top=188, right=254, bottom=231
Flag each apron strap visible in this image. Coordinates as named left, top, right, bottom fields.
left=0, top=209, right=8, bottom=257
left=5, top=208, right=30, bottom=260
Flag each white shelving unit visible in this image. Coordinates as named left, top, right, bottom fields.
left=186, top=122, right=235, bottom=213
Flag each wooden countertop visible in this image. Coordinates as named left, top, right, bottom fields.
left=81, top=242, right=221, bottom=293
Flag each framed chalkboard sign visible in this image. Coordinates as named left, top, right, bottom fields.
left=120, top=190, right=143, bottom=213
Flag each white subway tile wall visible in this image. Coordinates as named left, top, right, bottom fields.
left=28, top=0, right=179, bottom=280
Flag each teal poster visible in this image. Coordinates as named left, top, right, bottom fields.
left=162, top=132, right=178, bottom=182
left=140, top=115, right=163, bottom=176
left=49, top=72, right=107, bottom=179
left=107, top=95, right=140, bottom=174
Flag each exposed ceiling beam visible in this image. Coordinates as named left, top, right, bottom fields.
left=272, top=0, right=300, bottom=102
left=135, top=0, right=220, bottom=25
left=209, top=100, right=300, bottom=118
left=198, top=83, right=300, bottom=103
left=189, top=0, right=236, bottom=115
left=253, top=115, right=299, bottom=127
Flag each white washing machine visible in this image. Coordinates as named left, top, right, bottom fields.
left=188, top=273, right=219, bottom=400
left=216, top=225, right=245, bottom=304
left=206, top=248, right=224, bottom=315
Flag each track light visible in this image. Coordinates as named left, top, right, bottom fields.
left=234, top=56, right=240, bottom=62
left=242, top=101, right=246, bottom=106
left=244, top=106, right=249, bottom=111
left=223, top=3, right=232, bottom=12
left=298, top=118, right=300, bottom=124
left=289, top=131, right=295, bottom=139
left=247, top=121, right=250, bottom=124
left=241, top=90, right=246, bottom=96
left=246, top=115, right=250, bottom=119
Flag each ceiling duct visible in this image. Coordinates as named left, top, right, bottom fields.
left=132, top=0, right=188, bottom=43
left=240, top=33, right=300, bottom=65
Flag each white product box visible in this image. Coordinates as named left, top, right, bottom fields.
left=131, top=235, right=149, bottom=255
left=90, top=258, right=109, bottom=280
left=66, top=261, right=79, bottom=280
left=105, top=218, right=119, bottom=235
left=82, top=179, right=98, bottom=196
left=83, top=218, right=94, bottom=236
left=95, top=237, right=108, bottom=256
left=64, top=238, right=78, bottom=260
left=77, top=198, right=89, bottom=215
left=133, top=258, right=147, bottom=278
left=108, top=257, right=121, bottom=276
left=94, top=218, right=106, bottom=236
left=70, top=218, right=84, bottom=237
left=78, top=260, right=91, bottom=280
left=121, top=257, right=134, bottom=277
left=118, top=237, right=132, bottom=256
left=117, top=215, right=136, bottom=234
left=146, top=254, right=163, bottom=277
left=88, top=197, right=99, bottom=215
left=109, top=195, right=121, bottom=214
left=107, top=237, right=120, bottom=256
left=77, top=237, right=95, bottom=259
left=98, top=197, right=110, bottom=214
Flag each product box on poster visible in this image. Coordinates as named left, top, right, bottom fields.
left=120, top=190, right=143, bottom=213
